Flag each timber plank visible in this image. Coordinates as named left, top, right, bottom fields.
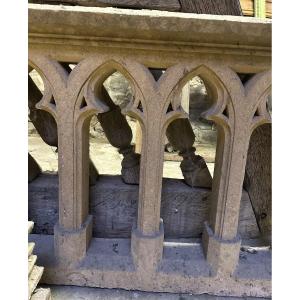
left=29, top=174, right=259, bottom=239
left=179, top=0, right=242, bottom=15
left=244, top=124, right=271, bottom=242
left=29, top=0, right=181, bottom=11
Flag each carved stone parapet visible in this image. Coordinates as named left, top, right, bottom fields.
left=28, top=6, right=271, bottom=295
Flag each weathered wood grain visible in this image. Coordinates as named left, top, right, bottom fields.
left=29, top=0, right=181, bottom=11
left=29, top=174, right=259, bottom=238
left=240, top=0, right=272, bottom=18
left=244, top=124, right=271, bottom=242
left=179, top=0, right=242, bottom=15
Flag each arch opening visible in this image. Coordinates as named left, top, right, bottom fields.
left=28, top=67, right=59, bottom=236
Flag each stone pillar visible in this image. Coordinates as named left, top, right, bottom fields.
left=54, top=112, right=93, bottom=265
left=203, top=122, right=248, bottom=275
left=29, top=58, right=109, bottom=265
left=128, top=68, right=172, bottom=273
left=131, top=116, right=165, bottom=272
left=202, top=70, right=271, bottom=276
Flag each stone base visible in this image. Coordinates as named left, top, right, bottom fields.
left=30, top=234, right=271, bottom=298
left=203, top=222, right=241, bottom=276
left=131, top=220, right=164, bottom=272
left=54, top=215, right=93, bottom=265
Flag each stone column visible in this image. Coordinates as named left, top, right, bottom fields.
left=30, top=58, right=109, bottom=265
left=129, top=66, right=188, bottom=274
left=203, top=121, right=249, bottom=275
left=128, top=69, right=165, bottom=273
left=131, top=117, right=165, bottom=272
left=53, top=111, right=94, bottom=265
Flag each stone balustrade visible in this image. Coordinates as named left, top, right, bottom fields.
left=28, top=4, right=271, bottom=297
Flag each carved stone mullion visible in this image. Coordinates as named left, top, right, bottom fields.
left=202, top=69, right=271, bottom=276
left=54, top=95, right=108, bottom=264
left=131, top=113, right=165, bottom=273
left=30, top=57, right=108, bottom=265
left=203, top=118, right=249, bottom=275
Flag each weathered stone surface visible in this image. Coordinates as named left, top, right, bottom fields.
left=28, top=242, right=35, bottom=257
left=54, top=215, right=93, bottom=265
left=29, top=265, right=44, bottom=299
left=31, top=288, right=52, bottom=300
left=28, top=254, right=38, bottom=275
left=203, top=222, right=241, bottom=276
left=131, top=220, right=164, bottom=273
left=29, top=234, right=271, bottom=297
left=28, top=174, right=259, bottom=239
left=28, top=221, right=35, bottom=234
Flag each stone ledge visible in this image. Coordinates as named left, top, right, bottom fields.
left=29, top=234, right=271, bottom=297
left=29, top=4, right=271, bottom=56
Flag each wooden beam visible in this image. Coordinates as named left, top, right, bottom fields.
left=29, top=174, right=260, bottom=239
left=179, top=0, right=242, bottom=15
left=254, top=0, right=266, bottom=18
left=240, top=0, right=271, bottom=18
left=29, top=0, right=181, bottom=12
left=244, top=124, right=271, bottom=243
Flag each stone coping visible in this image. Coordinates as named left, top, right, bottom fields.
left=29, top=4, right=271, bottom=55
